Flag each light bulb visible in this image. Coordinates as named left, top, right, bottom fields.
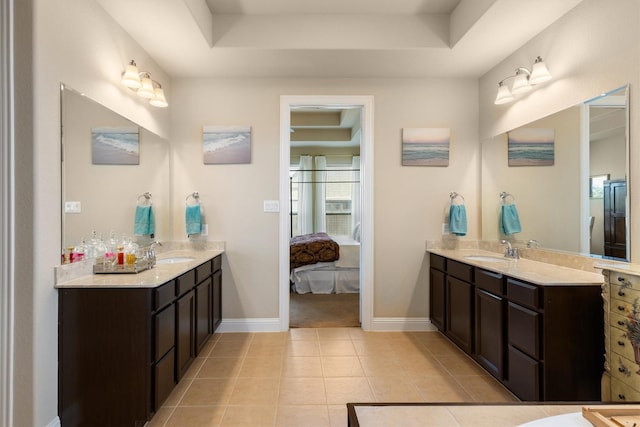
left=495, top=82, right=514, bottom=105
left=121, top=61, right=141, bottom=89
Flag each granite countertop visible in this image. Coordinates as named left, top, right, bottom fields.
left=428, top=248, right=603, bottom=286
left=55, top=249, right=223, bottom=289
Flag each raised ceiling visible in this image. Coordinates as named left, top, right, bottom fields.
left=97, top=0, right=583, bottom=79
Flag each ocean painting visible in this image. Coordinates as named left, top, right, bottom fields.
left=203, top=126, right=251, bottom=164
left=508, top=128, right=555, bottom=167
left=402, top=128, right=450, bottom=166
left=91, top=126, right=139, bottom=165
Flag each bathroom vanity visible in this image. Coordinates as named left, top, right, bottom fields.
left=429, top=249, right=604, bottom=402
left=56, top=249, right=222, bottom=427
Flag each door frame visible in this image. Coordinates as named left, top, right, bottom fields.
left=279, top=95, right=374, bottom=331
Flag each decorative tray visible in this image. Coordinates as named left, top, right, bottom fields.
left=93, top=257, right=155, bottom=274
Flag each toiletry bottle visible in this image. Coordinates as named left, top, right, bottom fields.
left=125, top=239, right=137, bottom=265
left=71, top=239, right=86, bottom=263
left=117, top=245, right=125, bottom=265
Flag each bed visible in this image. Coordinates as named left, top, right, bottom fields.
left=290, top=233, right=360, bottom=294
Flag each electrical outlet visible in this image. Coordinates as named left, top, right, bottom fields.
left=263, top=200, right=279, bottom=212
left=65, top=201, right=81, bottom=213
left=202, top=224, right=208, bottom=236
left=442, top=223, right=449, bottom=235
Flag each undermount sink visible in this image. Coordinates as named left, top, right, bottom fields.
left=156, top=256, right=196, bottom=265
left=464, top=255, right=510, bottom=262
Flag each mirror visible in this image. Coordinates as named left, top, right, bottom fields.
left=61, top=84, right=171, bottom=252
left=482, top=85, right=629, bottom=260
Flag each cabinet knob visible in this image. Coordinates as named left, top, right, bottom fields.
left=618, top=305, right=626, bottom=311
left=619, top=393, right=626, bottom=400
left=619, top=290, right=626, bottom=296
left=619, top=366, right=628, bottom=373
left=618, top=320, right=626, bottom=326
left=619, top=277, right=626, bottom=282
left=618, top=340, right=626, bottom=346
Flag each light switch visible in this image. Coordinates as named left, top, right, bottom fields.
left=65, top=201, right=81, bottom=213
left=263, top=200, right=280, bottom=212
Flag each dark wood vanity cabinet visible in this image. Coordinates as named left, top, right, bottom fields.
left=429, top=254, right=446, bottom=331
left=428, top=253, right=604, bottom=402
left=59, top=255, right=223, bottom=427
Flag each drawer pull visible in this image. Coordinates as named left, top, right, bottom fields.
left=619, top=277, right=626, bottom=282
left=619, top=366, right=629, bottom=374
left=618, top=358, right=632, bottom=377
left=618, top=340, right=626, bottom=346
left=619, top=290, right=626, bottom=296
left=619, top=393, right=626, bottom=400
left=618, top=305, right=626, bottom=311
left=618, top=320, right=626, bottom=326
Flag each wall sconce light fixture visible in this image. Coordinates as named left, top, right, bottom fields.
left=121, top=60, right=168, bottom=108
left=494, top=56, right=552, bottom=105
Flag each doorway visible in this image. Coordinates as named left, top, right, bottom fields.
left=279, top=95, right=374, bottom=331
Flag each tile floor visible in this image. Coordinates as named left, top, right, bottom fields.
left=148, top=328, right=517, bottom=427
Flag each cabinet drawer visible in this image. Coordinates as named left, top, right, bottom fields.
left=154, top=281, right=175, bottom=310
left=176, top=269, right=196, bottom=297
left=507, top=278, right=541, bottom=310
left=448, top=260, right=473, bottom=282
left=610, top=272, right=640, bottom=292
left=212, top=255, right=222, bottom=273
left=611, top=376, right=640, bottom=402
left=196, top=260, right=213, bottom=283
left=610, top=353, right=639, bottom=385
left=611, top=282, right=640, bottom=305
left=155, top=304, right=175, bottom=361
left=430, top=254, right=446, bottom=272
left=476, top=269, right=504, bottom=295
left=508, top=302, right=541, bottom=359
left=154, top=348, right=175, bottom=410
left=508, top=345, right=540, bottom=401
left=610, top=325, right=638, bottom=370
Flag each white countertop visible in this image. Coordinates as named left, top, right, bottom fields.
left=55, top=249, right=223, bottom=289
left=428, top=248, right=603, bottom=286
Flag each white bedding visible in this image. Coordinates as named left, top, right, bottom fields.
left=290, top=235, right=360, bottom=294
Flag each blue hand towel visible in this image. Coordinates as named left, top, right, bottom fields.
left=186, top=204, right=202, bottom=235
left=134, top=205, right=155, bottom=236
left=449, top=204, right=467, bottom=236
left=500, top=204, right=522, bottom=235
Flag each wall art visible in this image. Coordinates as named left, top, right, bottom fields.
left=507, top=128, right=555, bottom=166
left=401, top=127, right=450, bottom=166
left=91, top=126, right=139, bottom=165
left=203, top=125, right=252, bottom=164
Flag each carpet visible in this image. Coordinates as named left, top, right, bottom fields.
left=289, top=292, right=360, bottom=328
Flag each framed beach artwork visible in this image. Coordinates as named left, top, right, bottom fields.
left=507, top=128, right=555, bottom=167
left=203, top=125, right=251, bottom=164
left=91, top=126, right=140, bottom=165
left=402, top=128, right=450, bottom=166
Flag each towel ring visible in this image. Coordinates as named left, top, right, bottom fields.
left=186, top=191, right=200, bottom=205
left=500, top=192, right=517, bottom=205
left=449, top=192, right=465, bottom=205
left=137, top=192, right=152, bottom=205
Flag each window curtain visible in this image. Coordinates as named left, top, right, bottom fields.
left=298, top=155, right=314, bottom=235
left=314, top=156, right=327, bottom=233
left=351, top=156, right=361, bottom=241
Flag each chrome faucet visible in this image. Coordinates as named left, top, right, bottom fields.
left=526, top=239, right=540, bottom=249
left=501, top=240, right=519, bottom=259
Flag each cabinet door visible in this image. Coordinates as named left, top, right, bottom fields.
left=176, top=290, right=195, bottom=381
left=155, top=304, right=175, bottom=361
left=155, top=348, right=175, bottom=411
left=212, top=268, right=222, bottom=331
left=475, top=289, right=505, bottom=380
left=508, top=302, right=540, bottom=359
left=429, top=268, right=446, bottom=331
left=508, top=345, right=540, bottom=401
left=446, top=276, right=474, bottom=354
left=195, top=277, right=212, bottom=355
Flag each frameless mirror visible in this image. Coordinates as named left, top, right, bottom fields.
left=482, top=85, right=629, bottom=261
left=61, top=84, right=171, bottom=252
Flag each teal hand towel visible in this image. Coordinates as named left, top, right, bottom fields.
left=186, top=205, right=202, bottom=235
left=134, top=205, right=155, bottom=236
left=449, top=204, right=467, bottom=236
left=500, top=204, right=522, bottom=235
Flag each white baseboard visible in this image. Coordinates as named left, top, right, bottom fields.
left=216, top=318, right=282, bottom=333
left=46, top=416, right=61, bottom=427
left=369, top=317, right=438, bottom=332
left=215, top=317, right=438, bottom=333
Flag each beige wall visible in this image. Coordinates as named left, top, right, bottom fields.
left=170, top=77, right=480, bottom=320
left=478, top=0, right=640, bottom=261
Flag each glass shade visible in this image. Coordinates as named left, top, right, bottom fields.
left=137, top=74, right=156, bottom=99
left=149, top=87, right=168, bottom=108
left=511, top=71, right=531, bottom=94
left=494, top=83, right=514, bottom=105
left=121, top=63, right=141, bottom=89
left=529, top=58, right=552, bottom=85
